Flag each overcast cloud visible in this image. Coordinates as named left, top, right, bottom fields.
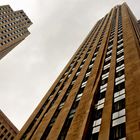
left=0, top=0, right=140, bottom=130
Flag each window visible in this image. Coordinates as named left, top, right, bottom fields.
left=103, top=63, right=110, bottom=70
left=100, top=83, right=107, bottom=91
left=117, top=45, right=123, bottom=51
left=109, top=38, right=114, bottom=43
left=102, top=72, right=109, bottom=80
left=117, top=49, right=124, bottom=55
left=97, top=41, right=102, bottom=46
left=71, top=80, right=76, bottom=85
left=92, top=126, right=100, bottom=134
left=109, top=32, right=114, bottom=38
left=101, top=78, right=108, bottom=85
left=58, top=117, right=73, bottom=140
left=81, top=81, right=87, bottom=88
left=64, top=71, right=68, bottom=76
left=95, top=84, right=106, bottom=110
left=95, top=103, right=104, bottom=110
left=118, top=25, right=122, bottom=30
left=88, top=63, right=94, bottom=69
left=104, top=59, right=111, bottom=65
left=94, top=108, right=103, bottom=120
left=80, top=64, right=84, bottom=69
left=109, top=35, right=114, bottom=40
left=113, top=99, right=125, bottom=112
left=86, top=71, right=91, bottom=77
left=68, top=74, right=71, bottom=78
left=117, top=56, right=124, bottom=63
left=114, top=93, right=125, bottom=103
left=110, top=32, right=114, bottom=37
left=97, top=91, right=106, bottom=100
left=92, top=57, right=96, bottom=62
left=59, top=102, right=65, bottom=109
left=91, top=132, right=99, bottom=140
left=41, top=125, right=52, bottom=140
left=105, top=56, right=111, bottom=62
left=83, top=58, right=86, bottom=62
left=0, top=134, right=4, bottom=138
left=118, top=30, right=123, bottom=35
left=61, top=93, right=68, bottom=103
left=112, top=109, right=125, bottom=120
left=108, top=40, right=113, bottom=46
left=102, top=67, right=110, bottom=75
left=76, top=71, right=80, bottom=76
left=118, top=27, right=122, bottom=32
left=112, top=109, right=126, bottom=126
left=69, top=109, right=76, bottom=119
left=114, top=89, right=125, bottom=99
left=110, top=123, right=126, bottom=140
left=83, top=76, right=89, bottom=83
left=84, top=53, right=89, bottom=59
left=94, top=51, right=98, bottom=56
left=115, top=74, right=125, bottom=85
left=95, top=98, right=105, bottom=107
left=59, top=78, right=64, bottom=83
left=93, top=118, right=102, bottom=127
left=117, top=39, right=123, bottom=46
left=72, top=75, right=78, bottom=82
left=116, top=69, right=124, bottom=78
left=7, top=132, right=11, bottom=137
left=87, top=50, right=91, bottom=54
left=118, top=34, right=123, bottom=41
left=106, top=50, right=112, bottom=55
left=70, top=63, right=74, bottom=67
left=100, top=85, right=107, bottom=93
left=110, top=30, right=115, bottom=36
left=114, top=82, right=125, bottom=93
left=116, top=64, right=124, bottom=73
left=76, top=93, right=83, bottom=101
left=116, top=60, right=124, bottom=68
left=1, top=125, right=4, bottom=129
left=66, top=84, right=73, bottom=93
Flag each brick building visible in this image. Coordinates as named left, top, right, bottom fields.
left=16, top=3, right=140, bottom=140
left=0, top=5, right=32, bottom=59
left=0, top=110, right=18, bottom=140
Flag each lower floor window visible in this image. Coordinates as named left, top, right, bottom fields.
left=110, top=123, right=126, bottom=140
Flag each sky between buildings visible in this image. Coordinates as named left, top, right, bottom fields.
left=0, top=0, right=140, bottom=129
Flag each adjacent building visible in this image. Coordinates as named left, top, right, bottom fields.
left=0, top=110, right=18, bottom=140
left=0, top=5, right=32, bottom=59
left=16, top=3, right=140, bottom=140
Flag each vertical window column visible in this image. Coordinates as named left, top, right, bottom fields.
left=110, top=7, right=126, bottom=140
left=86, top=11, right=117, bottom=140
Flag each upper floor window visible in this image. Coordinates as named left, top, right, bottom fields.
left=113, top=99, right=125, bottom=112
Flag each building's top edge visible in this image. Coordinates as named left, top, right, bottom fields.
left=113, top=2, right=128, bottom=8
left=0, top=109, right=19, bottom=133
left=15, top=10, right=33, bottom=26
left=0, top=5, right=13, bottom=11
left=0, top=4, right=10, bottom=7
left=123, top=2, right=128, bottom=5
left=0, top=5, right=32, bottom=25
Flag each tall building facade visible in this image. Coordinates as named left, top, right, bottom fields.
left=0, top=110, right=19, bottom=140
left=16, top=3, right=140, bottom=140
left=0, top=5, right=32, bottom=59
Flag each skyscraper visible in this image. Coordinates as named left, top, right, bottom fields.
left=16, top=3, right=140, bottom=140
left=0, top=110, right=18, bottom=140
left=0, top=5, right=32, bottom=59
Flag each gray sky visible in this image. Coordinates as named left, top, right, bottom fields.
left=0, top=0, right=139, bottom=130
